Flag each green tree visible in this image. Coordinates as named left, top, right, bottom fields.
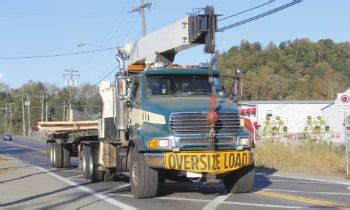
left=218, top=38, right=350, bottom=100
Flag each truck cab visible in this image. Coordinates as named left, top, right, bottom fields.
left=113, top=67, right=255, bottom=198
left=130, top=68, right=250, bottom=152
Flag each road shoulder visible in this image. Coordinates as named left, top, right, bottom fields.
left=0, top=153, right=124, bottom=209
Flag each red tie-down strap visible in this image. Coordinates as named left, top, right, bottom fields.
left=207, top=95, right=218, bottom=151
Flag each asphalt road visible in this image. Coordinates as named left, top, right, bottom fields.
left=1, top=136, right=350, bottom=210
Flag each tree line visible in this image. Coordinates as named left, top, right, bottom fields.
left=0, top=81, right=101, bottom=135
left=1, top=38, right=349, bottom=134
left=218, top=38, right=350, bottom=100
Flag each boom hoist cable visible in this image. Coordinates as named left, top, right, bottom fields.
left=217, top=0, right=302, bottom=32
left=218, top=0, right=275, bottom=22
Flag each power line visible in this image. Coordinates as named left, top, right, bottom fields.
left=218, top=0, right=275, bottom=21
left=93, top=66, right=118, bottom=86
left=105, top=12, right=137, bottom=47
left=0, top=47, right=118, bottom=60
left=83, top=1, right=137, bottom=85
left=217, top=0, right=302, bottom=32
left=73, top=0, right=131, bottom=69
left=89, top=9, right=141, bottom=87
left=100, top=0, right=131, bottom=47
left=118, top=15, right=140, bottom=45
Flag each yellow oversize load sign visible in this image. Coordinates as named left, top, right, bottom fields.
left=164, top=151, right=251, bottom=174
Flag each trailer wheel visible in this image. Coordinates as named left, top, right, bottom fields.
left=78, top=145, right=83, bottom=169
left=53, top=143, right=63, bottom=168
left=223, top=164, right=255, bottom=193
left=47, top=142, right=52, bottom=164
left=91, top=145, right=104, bottom=183
left=130, top=147, right=159, bottom=198
left=62, top=145, right=70, bottom=168
left=50, top=142, right=56, bottom=167
left=82, top=145, right=93, bottom=179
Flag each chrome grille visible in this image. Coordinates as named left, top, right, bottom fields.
left=179, top=137, right=235, bottom=145
left=170, top=112, right=240, bottom=135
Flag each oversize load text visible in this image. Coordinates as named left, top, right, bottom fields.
left=164, top=151, right=250, bottom=172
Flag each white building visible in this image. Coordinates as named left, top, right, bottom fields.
left=241, top=100, right=332, bottom=133
left=240, top=90, right=350, bottom=143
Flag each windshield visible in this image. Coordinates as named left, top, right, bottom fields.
left=145, top=75, right=225, bottom=97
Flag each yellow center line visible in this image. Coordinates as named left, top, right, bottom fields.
left=256, top=190, right=350, bottom=209
left=4, top=141, right=46, bottom=154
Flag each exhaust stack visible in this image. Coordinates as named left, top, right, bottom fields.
left=115, top=54, right=128, bottom=146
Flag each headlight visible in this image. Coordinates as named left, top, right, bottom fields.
left=158, top=139, right=169, bottom=147
left=147, top=137, right=172, bottom=149
left=238, top=137, right=250, bottom=147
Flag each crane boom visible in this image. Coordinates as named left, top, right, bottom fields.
left=123, top=6, right=217, bottom=67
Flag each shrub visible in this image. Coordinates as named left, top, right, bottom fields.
left=254, top=141, right=346, bottom=176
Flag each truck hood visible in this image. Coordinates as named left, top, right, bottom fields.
left=143, top=97, right=238, bottom=123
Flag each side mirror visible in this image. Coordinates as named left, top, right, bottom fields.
left=230, top=69, right=241, bottom=102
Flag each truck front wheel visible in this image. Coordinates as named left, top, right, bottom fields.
left=223, top=164, right=255, bottom=193
left=130, top=147, right=159, bottom=198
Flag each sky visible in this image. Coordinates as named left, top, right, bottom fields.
left=0, top=0, right=349, bottom=88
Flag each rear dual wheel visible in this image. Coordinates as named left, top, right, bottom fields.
left=47, top=142, right=53, bottom=165
left=81, top=145, right=104, bottom=182
left=82, top=145, right=93, bottom=179
left=48, top=142, right=70, bottom=168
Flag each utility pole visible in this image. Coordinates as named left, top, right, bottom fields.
left=8, top=103, right=14, bottom=134
left=63, top=69, right=79, bottom=121
left=45, top=102, right=48, bottom=122
left=130, top=0, right=152, bottom=36
left=8, top=104, right=11, bottom=133
left=63, top=101, right=66, bottom=121
left=4, top=104, right=8, bottom=133
left=1, top=106, right=5, bottom=133
left=37, top=91, right=47, bottom=122
left=26, top=95, right=31, bottom=136
left=21, top=94, right=26, bottom=136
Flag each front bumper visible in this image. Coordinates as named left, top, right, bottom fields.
left=144, top=150, right=254, bottom=174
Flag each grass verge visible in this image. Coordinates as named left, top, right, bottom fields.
left=0, top=155, right=15, bottom=174
left=254, top=141, right=346, bottom=176
left=0, top=155, right=8, bottom=162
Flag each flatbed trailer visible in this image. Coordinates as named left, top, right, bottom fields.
left=39, top=121, right=99, bottom=170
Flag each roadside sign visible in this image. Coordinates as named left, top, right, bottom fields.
left=338, top=92, right=350, bottom=112
left=345, top=113, right=350, bottom=176
left=339, top=91, right=350, bottom=176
